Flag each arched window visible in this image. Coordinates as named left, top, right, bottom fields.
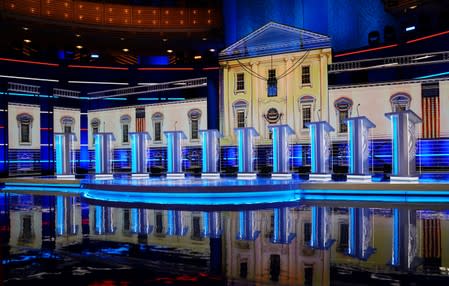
left=120, top=115, right=131, bottom=143
left=188, top=109, right=202, bottom=140
left=233, top=100, right=248, bottom=128
left=61, top=116, right=75, bottom=134
left=17, top=113, right=33, bottom=144
left=390, top=93, right=411, bottom=112
left=334, top=97, right=353, bottom=133
left=152, top=112, right=164, bottom=142
left=91, top=118, right=100, bottom=145
left=299, top=95, right=315, bottom=129
left=267, top=69, right=277, bottom=97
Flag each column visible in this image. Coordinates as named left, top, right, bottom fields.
left=200, top=129, right=221, bottom=179
left=164, top=130, right=187, bottom=179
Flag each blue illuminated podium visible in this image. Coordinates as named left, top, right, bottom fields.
left=268, top=124, right=295, bottom=179
left=385, top=110, right=422, bottom=181
left=344, top=116, right=375, bottom=182
left=234, top=127, right=259, bottom=179
left=306, top=121, right=334, bottom=181
left=54, top=132, right=77, bottom=179
left=94, top=132, right=115, bottom=180
left=130, top=132, right=151, bottom=179
left=164, top=131, right=187, bottom=179
left=200, top=129, right=221, bottom=179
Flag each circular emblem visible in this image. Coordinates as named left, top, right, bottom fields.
left=266, top=108, right=280, bottom=123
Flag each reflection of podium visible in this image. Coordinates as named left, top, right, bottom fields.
left=234, top=127, right=259, bottom=179
left=347, top=208, right=375, bottom=260
left=385, top=110, right=422, bottom=181
left=306, top=121, right=334, bottom=181
left=202, top=211, right=222, bottom=238
left=310, top=206, right=334, bottom=249
left=94, top=132, right=115, bottom=180
left=54, top=133, right=77, bottom=179
left=130, top=132, right=151, bottom=179
left=236, top=210, right=260, bottom=241
left=164, top=131, right=187, bottom=179
left=271, top=207, right=296, bottom=244
left=391, top=208, right=418, bottom=271
left=200, top=129, right=221, bottom=179
left=167, top=210, right=188, bottom=236
left=268, top=124, right=295, bottom=179
left=345, top=116, right=375, bottom=182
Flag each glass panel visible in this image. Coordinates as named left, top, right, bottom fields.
left=267, top=69, right=277, bottom=97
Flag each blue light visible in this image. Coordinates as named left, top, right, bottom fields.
left=131, top=134, right=138, bottom=173
left=348, top=207, right=355, bottom=256
left=348, top=121, right=354, bottom=174
left=311, top=206, right=317, bottom=248
left=95, top=135, right=101, bottom=174
left=55, top=135, right=63, bottom=175
left=405, top=26, right=415, bottom=32
left=310, top=125, right=317, bottom=173
left=131, top=208, right=138, bottom=233
left=237, top=130, right=243, bottom=172
left=273, top=208, right=280, bottom=242
left=392, top=208, right=399, bottom=266
left=238, top=211, right=245, bottom=239
left=202, top=133, right=207, bottom=173
left=167, top=134, right=173, bottom=173
left=203, top=212, right=209, bottom=237
left=392, top=116, right=399, bottom=175
left=272, top=128, right=278, bottom=173
left=167, top=210, right=174, bottom=236
left=56, top=196, right=64, bottom=235
left=90, top=54, right=100, bottom=59
left=137, top=98, right=159, bottom=101
left=103, top=97, right=127, bottom=101
left=95, top=206, right=103, bottom=234
left=415, top=71, right=449, bottom=80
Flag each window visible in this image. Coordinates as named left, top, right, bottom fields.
left=233, top=100, right=248, bottom=128
left=91, top=118, right=100, bottom=145
left=240, top=261, right=248, bottom=278
left=123, top=209, right=131, bottom=232
left=339, top=223, right=349, bottom=250
left=304, top=222, right=311, bottom=245
left=20, top=215, right=33, bottom=242
left=267, top=69, right=277, bottom=97
left=302, top=66, right=311, bottom=85
left=61, top=116, right=75, bottom=134
left=390, top=93, right=411, bottom=112
left=192, top=216, right=201, bottom=240
left=236, top=73, right=245, bottom=91
left=269, top=254, right=280, bottom=281
left=17, top=113, right=33, bottom=144
left=188, top=109, right=202, bottom=141
left=299, top=96, right=315, bottom=129
left=155, top=212, right=163, bottom=234
left=120, top=115, right=131, bottom=143
left=334, top=97, right=353, bottom=133
left=152, top=112, right=164, bottom=142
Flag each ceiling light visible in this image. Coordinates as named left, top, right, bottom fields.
left=202, top=37, right=207, bottom=41
left=76, top=45, right=83, bottom=49
left=409, top=5, right=417, bottom=9
left=23, top=27, right=28, bottom=31
left=209, top=48, right=216, bottom=52
left=194, top=55, right=202, bottom=60
left=23, top=39, right=31, bottom=43
left=167, top=49, right=173, bottom=53
left=90, top=54, right=100, bottom=59
left=122, top=48, right=129, bottom=52
left=162, top=38, right=168, bottom=42
left=120, top=37, right=125, bottom=41
left=75, top=34, right=81, bottom=38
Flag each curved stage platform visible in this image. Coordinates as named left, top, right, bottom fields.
left=2, top=174, right=449, bottom=209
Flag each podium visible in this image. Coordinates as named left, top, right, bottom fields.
left=345, top=116, right=376, bottom=182
left=268, top=124, right=295, bottom=179
left=164, top=131, right=187, bottom=179
left=234, top=127, right=259, bottom=179
left=94, top=132, right=115, bottom=180
left=130, top=132, right=151, bottom=179
left=54, top=132, right=77, bottom=179
left=200, top=129, right=221, bottom=179
left=385, top=110, right=422, bottom=181
left=306, top=121, right=334, bottom=181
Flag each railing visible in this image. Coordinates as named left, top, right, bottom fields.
left=87, top=77, right=207, bottom=99
left=1, top=0, right=220, bottom=30
left=53, top=88, right=80, bottom=99
left=8, top=82, right=40, bottom=94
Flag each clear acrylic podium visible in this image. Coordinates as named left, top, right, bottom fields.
left=54, top=132, right=77, bottom=179
left=94, top=132, right=115, bottom=180
left=200, top=129, right=221, bottom=179
left=130, top=132, right=151, bottom=179
left=345, top=116, right=376, bottom=182
left=306, top=121, right=334, bottom=181
left=164, top=131, right=187, bottom=179
left=234, top=127, right=259, bottom=179
left=385, top=110, right=422, bottom=181
left=268, top=124, right=295, bottom=179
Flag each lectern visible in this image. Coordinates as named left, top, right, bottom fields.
left=164, top=131, right=187, bottom=179
left=94, top=132, right=115, bottom=180
left=306, top=121, right=334, bottom=181
left=345, top=116, right=376, bottom=182
left=200, top=129, right=221, bottom=179
left=130, top=132, right=151, bottom=179
left=54, top=132, right=77, bottom=179
left=385, top=110, right=422, bottom=181
left=234, top=127, right=259, bottom=179
left=268, top=124, right=295, bottom=179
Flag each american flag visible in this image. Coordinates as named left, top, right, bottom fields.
left=422, top=218, right=441, bottom=260
left=136, top=107, right=145, bottom=132
left=421, top=83, right=440, bottom=139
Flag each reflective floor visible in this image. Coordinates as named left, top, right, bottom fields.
left=1, top=192, right=449, bottom=285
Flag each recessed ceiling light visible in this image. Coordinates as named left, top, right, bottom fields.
left=75, top=34, right=81, bottom=38
left=162, top=38, right=168, bottom=42
left=167, top=49, right=173, bottom=53
left=120, top=37, right=125, bottom=41
left=194, top=55, right=202, bottom=60
left=76, top=45, right=83, bottom=49
left=209, top=48, right=216, bottom=52
left=24, top=39, right=31, bottom=43
left=122, top=48, right=129, bottom=52
left=202, top=37, right=207, bottom=41
left=23, top=27, right=28, bottom=31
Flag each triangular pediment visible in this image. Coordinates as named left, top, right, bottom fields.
left=219, top=22, right=331, bottom=61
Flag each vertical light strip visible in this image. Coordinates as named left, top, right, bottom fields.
left=95, top=135, right=102, bottom=174
left=348, top=207, right=355, bottom=256
left=272, top=127, right=278, bottom=173
left=167, top=210, right=174, bottom=236
left=237, top=130, right=244, bottom=173
left=392, top=116, right=399, bottom=175
left=310, top=125, right=317, bottom=173
left=392, top=208, right=399, bottom=266
left=131, top=134, right=137, bottom=173
left=167, top=134, right=173, bottom=173
left=203, top=212, right=209, bottom=237
left=55, top=135, right=63, bottom=175
left=202, top=132, right=207, bottom=173
left=311, top=206, right=317, bottom=248
left=56, top=196, right=64, bottom=235
left=238, top=211, right=245, bottom=239
left=95, top=206, right=103, bottom=234
left=348, top=120, right=354, bottom=174
left=131, top=208, right=138, bottom=233
left=273, top=208, right=279, bottom=242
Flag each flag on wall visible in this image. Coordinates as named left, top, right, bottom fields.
left=136, top=107, right=145, bottom=132
left=421, top=83, right=440, bottom=139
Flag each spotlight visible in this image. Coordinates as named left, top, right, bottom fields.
left=162, top=38, right=168, bottom=42
left=405, top=26, right=416, bottom=32
left=90, top=54, right=100, bottom=59
left=209, top=48, right=216, bottom=52
left=23, top=27, right=29, bottom=31
left=120, top=37, right=125, bottom=41
left=75, top=34, right=81, bottom=38
left=202, top=37, right=207, bottom=41
left=194, top=55, right=202, bottom=60
left=24, top=39, right=31, bottom=43
left=122, top=48, right=129, bottom=52
left=76, top=45, right=83, bottom=49
left=167, top=49, right=173, bottom=53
